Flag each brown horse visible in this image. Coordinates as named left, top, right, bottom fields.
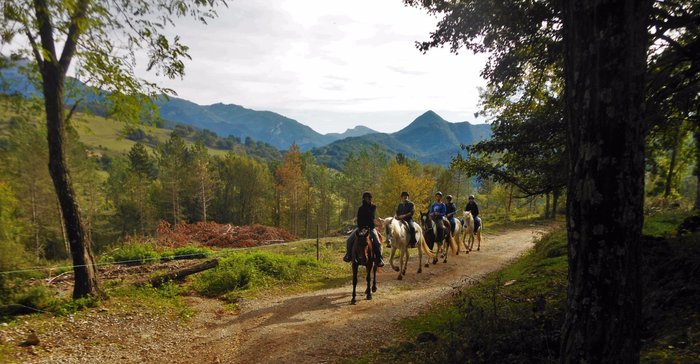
left=351, top=228, right=379, bottom=304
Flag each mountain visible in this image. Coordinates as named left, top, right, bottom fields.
left=311, top=111, right=491, bottom=168
left=157, top=99, right=376, bottom=151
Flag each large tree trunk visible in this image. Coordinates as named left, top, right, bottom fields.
left=41, top=62, right=99, bottom=298
left=552, top=189, right=560, bottom=220
left=560, top=1, right=650, bottom=362
left=694, top=129, right=700, bottom=210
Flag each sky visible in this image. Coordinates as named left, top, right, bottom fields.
left=140, top=1, right=490, bottom=134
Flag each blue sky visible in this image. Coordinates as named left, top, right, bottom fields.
left=136, top=0, right=490, bottom=134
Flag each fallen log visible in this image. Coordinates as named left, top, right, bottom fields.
left=140, top=258, right=219, bottom=287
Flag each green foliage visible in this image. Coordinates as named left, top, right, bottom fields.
left=193, top=252, right=325, bottom=299
left=0, top=285, right=99, bottom=320
left=102, top=243, right=161, bottom=265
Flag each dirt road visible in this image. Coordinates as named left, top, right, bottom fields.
left=2, top=226, right=547, bottom=364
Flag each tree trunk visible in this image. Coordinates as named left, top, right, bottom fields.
left=545, top=193, right=551, bottom=219
left=560, top=1, right=650, bottom=362
left=143, top=259, right=219, bottom=287
left=42, top=62, right=99, bottom=298
left=664, top=120, right=682, bottom=199
left=552, top=189, right=560, bottom=220
left=694, top=129, right=700, bottom=210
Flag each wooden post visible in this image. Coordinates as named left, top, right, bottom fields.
left=316, top=223, right=320, bottom=261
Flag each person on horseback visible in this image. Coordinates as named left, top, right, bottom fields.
left=395, top=191, right=417, bottom=248
left=343, top=191, right=385, bottom=267
left=429, top=192, right=447, bottom=244
left=445, top=195, right=458, bottom=235
left=465, top=194, right=481, bottom=234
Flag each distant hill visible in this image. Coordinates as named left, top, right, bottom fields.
left=1, top=60, right=491, bottom=167
left=157, top=98, right=378, bottom=151
left=311, top=111, right=491, bottom=168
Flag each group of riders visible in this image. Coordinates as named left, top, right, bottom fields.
left=343, top=191, right=482, bottom=267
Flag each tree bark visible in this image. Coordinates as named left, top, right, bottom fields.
left=143, top=259, right=219, bottom=288
left=694, top=128, right=700, bottom=210
left=560, top=1, right=650, bottom=362
left=552, top=189, right=560, bottom=220
left=545, top=193, right=551, bottom=219
left=41, top=62, right=99, bottom=298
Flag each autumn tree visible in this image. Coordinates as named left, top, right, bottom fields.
left=1, top=0, right=226, bottom=298
left=275, top=144, right=308, bottom=236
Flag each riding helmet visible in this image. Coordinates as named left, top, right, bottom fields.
left=469, top=194, right=475, bottom=199
left=446, top=195, right=453, bottom=200
left=362, top=191, right=373, bottom=199
left=401, top=191, right=409, bottom=197
left=435, top=191, right=443, bottom=197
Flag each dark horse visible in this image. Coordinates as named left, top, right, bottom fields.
left=419, top=211, right=450, bottom=264
left=351, top=228, right=378, bottom=304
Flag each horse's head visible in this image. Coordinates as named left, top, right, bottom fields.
left=353, top=228, right=372, bottom=264
left=419, top=211, right=430, bottom=229
left=379, top=217, right=393, bottom=244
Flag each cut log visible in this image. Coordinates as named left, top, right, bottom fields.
left=141, top=259, right=219, bottom=287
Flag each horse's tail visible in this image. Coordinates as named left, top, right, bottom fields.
left=448, top=234, right=458, bottom=255
left=419, top=234, right=435, bottom=260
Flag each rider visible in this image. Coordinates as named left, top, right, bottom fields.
left=465, top=194, right=481, bottom=234
left=395, top=191, right=417, bottom=248
left=428, top=192, right=447, bottom=244
left=343, top=191, right=385, bottom=267
left=445, top=195, right=458, bottom=235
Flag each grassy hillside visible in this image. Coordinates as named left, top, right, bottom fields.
left=0, top=97, right=238, bottom=158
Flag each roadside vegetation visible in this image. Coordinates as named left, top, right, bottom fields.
left=365, top=209, right=699, bottom=363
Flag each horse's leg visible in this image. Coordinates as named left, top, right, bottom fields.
left=417, top=243, right=423, bottom=273
left=372, top=264, right=377, bottom=293
left=365, top=263, right=373, bottom=300
left=477, top=230, right=481, bottom=251
left=443, top=241, right=448, bottom=263
left=392, top=246, right=405, bottom=281
left=351, top=263, right=358, bottom=305
left=390, top=245, right=399, bottom=273
left=402, top=245, right=408, bottom=276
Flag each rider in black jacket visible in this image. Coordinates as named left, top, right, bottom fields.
left=465, top=195, right=481, bottom=233
left=445, top=195, right=458, bottom=234
left=343, top=192, right=384, bottom=267
left=395, top=191, right=417, bottom=247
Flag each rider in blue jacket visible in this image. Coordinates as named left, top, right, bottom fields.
left=429, top=192, right=447, bottom=244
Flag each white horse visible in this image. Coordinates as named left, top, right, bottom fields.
left=462, top=211, right=483, bottom=252
left=380, top=217, right=435, bottom=280
left=446, top=215, right=464, bottom=255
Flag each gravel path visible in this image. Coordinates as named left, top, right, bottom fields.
left=1, top=226, right=549, bottom=364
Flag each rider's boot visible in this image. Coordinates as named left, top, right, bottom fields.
left=371, top=236, right=384, bottom=267
left=343, top=237, right=353, bottom=262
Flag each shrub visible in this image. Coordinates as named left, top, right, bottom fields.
left=102, top=243, right=160, bottom=265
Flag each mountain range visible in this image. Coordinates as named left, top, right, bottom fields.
left=1, top=60, right=491, bottom=166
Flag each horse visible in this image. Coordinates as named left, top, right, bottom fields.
left=419, top=212, right=458, bottom=264
left=379, top=217, right=436, bottom=280
left=462, top=211, right=483, bottom=252
left=446, top=214, right=464, bottom=255
left=350, top=228, right=378, bottom=304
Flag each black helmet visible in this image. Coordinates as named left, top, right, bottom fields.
left=362, top=191, right=373, bottom=199
left=469, top=194, right=475, bottom=199
left=401, top=191, right=409, bottom=197
left=435, top=191, right=443, bottom=197
left=446, top=195, right=453, bottom=200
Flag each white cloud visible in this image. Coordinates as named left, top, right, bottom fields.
left=137, top=0, right=489, bottom=134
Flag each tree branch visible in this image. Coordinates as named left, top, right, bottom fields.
left=24, top=27, right=44, bottom=71
left=33, top=0, right=58, bottom=67
left=59, top=0, right=90, bottom=73
left=65, top=100, right=82, bottom=125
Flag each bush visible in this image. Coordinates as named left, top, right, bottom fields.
left=193, top=252, right=323, bottom=298
left=102, top=243, right=160, bottom=265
